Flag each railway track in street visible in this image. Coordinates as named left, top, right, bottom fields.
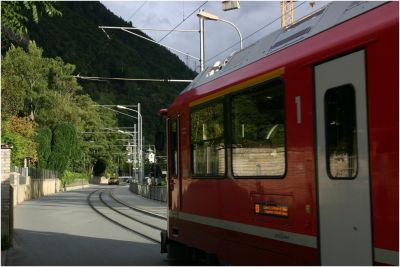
left=87, top=188, right=166, bottom=244
left=109, top=188, right=167, bottom=220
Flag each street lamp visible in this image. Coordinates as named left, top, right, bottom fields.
left=197, top=9, right=243, bottom=71
left=118, top=129, right=138, bottom=180
left=93, top=104, right=143, bottom=183
left=117, top=104, right=144, bottom=184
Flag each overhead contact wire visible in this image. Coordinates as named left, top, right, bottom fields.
left=205, top=1, right=307, bottom=65
left=157, top=1, right=208, bottom=43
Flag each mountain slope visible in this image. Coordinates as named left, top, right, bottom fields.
left=26, top=1, right=196, bottom=142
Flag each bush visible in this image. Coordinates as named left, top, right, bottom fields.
left=61, top=170, right=87, bottom=185
left=1, top=117, right=37, bottom=166
left=2, top=131, right=25, bottom=166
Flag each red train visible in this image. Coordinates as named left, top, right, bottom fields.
left=158, top=1, right=398, bottom=265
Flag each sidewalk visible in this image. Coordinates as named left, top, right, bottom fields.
left=5, top=185, right=169, bottom=266
left=111, top=186, right=167, bottom=218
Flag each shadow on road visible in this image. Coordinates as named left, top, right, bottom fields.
left=17, top=187, right=106, bottom=208
left=6, top=229, right=168, bottom=266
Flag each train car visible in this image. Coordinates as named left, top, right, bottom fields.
left=159, top=1, right=398, bottom=265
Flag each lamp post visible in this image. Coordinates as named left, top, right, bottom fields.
left=117, top=104, right=144, bottom=184
left=92, top=104, right=143, bottom=183
left=197, top=9, right=243, bottom=72
left=118, top=129, right=137, bottom=181
left=199, top=9, right=206, bottom=71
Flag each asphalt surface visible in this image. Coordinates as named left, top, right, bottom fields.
left=5, top=184, right=169, bottom=266
left=111, top=186, right=167, bottom=218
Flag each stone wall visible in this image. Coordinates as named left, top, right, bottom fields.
left=1, top=146, right=13, bottom=248
left=232, top=147, right=286, bottom=176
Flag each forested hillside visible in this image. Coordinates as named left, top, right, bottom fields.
left=1, top=1, right=195, bottom=180
left=25, top=1, right=196, bottom=141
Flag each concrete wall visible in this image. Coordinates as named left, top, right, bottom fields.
left=1, top=147, right=12, bottom=183
left=10, top=174, right=62, bottom=206
left=90, top=176, right=109, bottom=184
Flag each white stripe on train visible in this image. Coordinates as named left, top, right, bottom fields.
left=169, top=211, right=399, bottom=265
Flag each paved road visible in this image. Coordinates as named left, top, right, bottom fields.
left=6, top=185, right=169, bottom=266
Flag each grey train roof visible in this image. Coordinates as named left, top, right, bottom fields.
left=181, top=1, right=386, bottom=94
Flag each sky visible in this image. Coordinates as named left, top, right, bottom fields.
left=100, top=1, right=329, bottom=72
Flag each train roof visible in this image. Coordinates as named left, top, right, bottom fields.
left=181, top=1, right=386, bottom=95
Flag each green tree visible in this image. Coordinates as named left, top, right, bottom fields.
left=1, top=42, right=84, bottom=124
left=48, top=123, right=77, bottom=175
left=2, top=42, right=120, bottom=173
left=35, top=127, right=52, bottom=168
left=23, top=1, right=196, bottom=145
left=1, top=1, right=197, bottom=176
left=1, top=2, right=126, bottom=176
left=1, top=116, right=37, bottom=166
left=1, top=1, right=61, bottom=50
left=1, top=42, right=49, bottom=120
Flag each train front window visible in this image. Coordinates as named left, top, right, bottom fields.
left=324, top=85, right=358, bottom=179
left=190, top=102, right=225, bottom=177
left=231, top=80, right=286, bottom=177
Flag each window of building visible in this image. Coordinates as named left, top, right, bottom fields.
left=231, top=80, right=286, bottom=177
left=324, top=85, right=358, bottom=179
left=190, top=102, right=225, bottom=176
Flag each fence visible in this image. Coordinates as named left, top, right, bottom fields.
left=29, top=167, right=58, bottom=179
left=130, top=183, right=167, bottom=202
left=13, top=166, right=58, bottom=180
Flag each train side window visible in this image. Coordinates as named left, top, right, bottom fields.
left=190, top=102, right=225, bottom=177
left=170, top=118, right=178, bottom=177
left=231, top=80, right=286, bottom=178
left=324, top=85, right=358, bottom=179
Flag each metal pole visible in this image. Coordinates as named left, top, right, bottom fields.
left=138, top=103, right=144, bottom=184
left=219, top=19, right=243, bottom=50
left=82, top=153, right=85, bottom=188
left=199, top=9, right=205, bottom=72
left=133, top=124, right=137, bottom=181
left=134, top=124, right=137, bottom=181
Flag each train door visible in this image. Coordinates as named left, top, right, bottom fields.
left=314, top=50, right=372, bottom=265
left=168, top=116, right=180, bottom=211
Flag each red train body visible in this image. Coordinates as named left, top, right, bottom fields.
left=161, top=2, right=398, bottom=265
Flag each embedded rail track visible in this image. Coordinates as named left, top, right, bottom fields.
left=87, top=188, right=167, bottom=244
